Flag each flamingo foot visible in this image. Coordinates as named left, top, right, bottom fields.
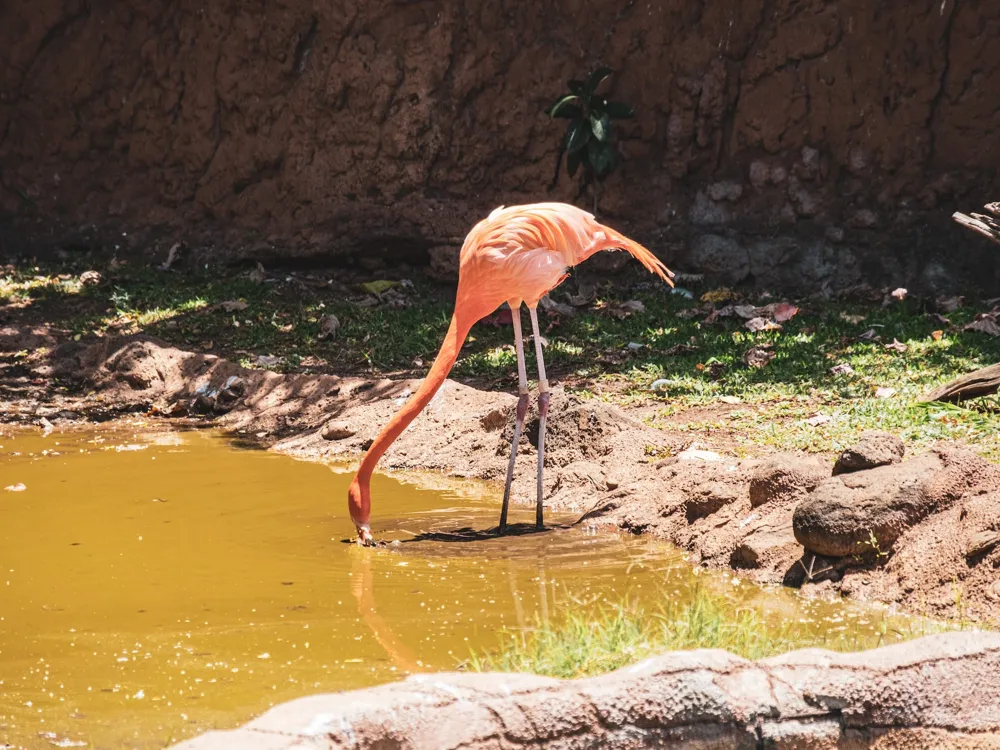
left=499, top=392, right=530, bottom=533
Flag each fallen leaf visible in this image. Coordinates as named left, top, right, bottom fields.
left=695, top=363, right=706, bottom=371
left=700, top=288, right=738, bottom=304
left=482, top=308, right=513, bottom=327
left=626, top=342, right=643, bottom=351
left=158, top=243, right=182, bottom=271
left=733, top=304, right=758, bottom=319
left=650, top=378, right=673, bottom=392
left=839, top=311, right=867, bottom=324
left=931, top=329, right=944, bottom=341
left=79, top=270, right=101, bottom=285
left=930, top=313, right=951, bottom=327
left=965, top=317, right=1000, bottom=336
left=745, top=317, right=782, bottom=332
left=936, top=295, right=964, bottom=313
left=218, top=300, right=248, bottom=313
left=858, top=328, right=880, bottom=341
left=884, top=339, right=908, bottom=353
left=662, top=342, right=698, bottom=356
left=539, top=295, right=576, bottom=317
left=890, top=287, right=908, bottom=301
left=317, top=314, right=340, bottom=340
left=360, top=280, right=400, bottom=295
left=248, top=262, right=267, bottom=283
left=742, top=344, right=775, bottom=369
left=4, top=483, right=26, bottom=492
left=621, top=299, right=646, bottom=314
left=804, top=414, right=833, bottom=427
left=875, top=387, right=897, bottom=399
left=829, top=363, right=855, bottom=376
left=354, top=296, right=380, bottom=308
left=675, top=308, right=703, bottom=319
left=719, top=395, right=742, bottom=405
left=770, top=302, right=800, bottom=322
left=255, top=355, right=284, bottom=367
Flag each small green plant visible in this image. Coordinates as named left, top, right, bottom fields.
left=862, top=529, right=890, bottom=561
left=546, top=66, right=635, bottom=212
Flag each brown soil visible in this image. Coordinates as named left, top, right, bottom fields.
left=4, top=324, right=1000, bottom=627
left=3, top=2, right=1000, bottom=291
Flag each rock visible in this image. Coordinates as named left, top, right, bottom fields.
left=731, top=519, right=799, bottom=569
left=322, top=421, right=356, bottom=440
left=317, top=314, right=340, bottom=340
left=706, top=181, right=743, bottom=202
left=689, top=190, right=733, bottom=225
left=848, top=146, right=869, bottom=174
left=794, top=448, right=1000, bottom=557
left=675, top=445, right=724, bottom=462
left=214, top=375, right=245, bottom=412
left=799, top=145, right=820, bottom=179
left=846, top=208, right=879, bottom=228
left=748, top=160, right=770, bottom=188
left=832, top=430, right=904, bottom=475
left=685, top=481, right=740, bottom=520
left=788, top=177, right=820, bottom=216
left=167, top=632, right=1000, bottom=750
left=749, top=454, right=828, bottom=508
left=687, top=234, right=749, bottom=285
left=427, top=245, right=461, bottom=281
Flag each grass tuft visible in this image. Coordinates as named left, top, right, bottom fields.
left=465, top=585, right=963, bottom=679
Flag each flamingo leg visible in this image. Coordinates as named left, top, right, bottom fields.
left=528, top=306, right=549, bottom=530
left=499, top=305, right=529, bottom=532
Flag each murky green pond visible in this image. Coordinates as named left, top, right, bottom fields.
left=1, top=424, right=930, bottom=749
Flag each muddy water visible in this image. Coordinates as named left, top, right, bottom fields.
left=1, top=425, right=930, bottom=749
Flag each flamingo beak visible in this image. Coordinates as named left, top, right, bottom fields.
left=355, top=523, right=375, bottom=547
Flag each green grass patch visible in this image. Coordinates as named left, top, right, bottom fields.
left=4, top=259, right=1000, bottom=457
left=465, top=584, right=966, bottom=679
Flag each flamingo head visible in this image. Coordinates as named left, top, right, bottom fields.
left=347, top=476, right=375, bottom=547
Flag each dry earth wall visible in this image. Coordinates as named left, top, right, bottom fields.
left=2, top=1, right=999, bottom=291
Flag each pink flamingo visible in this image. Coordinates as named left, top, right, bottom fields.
left=348, top=202, right=674, bottom=545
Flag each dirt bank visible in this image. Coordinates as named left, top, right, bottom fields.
left=4, top=324, right=1000, bottom=627
left=171, top=631, right=1000, bottom=750
left=2, top=2, right=1000, bottom=291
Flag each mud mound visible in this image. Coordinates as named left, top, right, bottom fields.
left=170, top=632, right=1000, bottom=750
left=795, top=448, right=1000, bottom=557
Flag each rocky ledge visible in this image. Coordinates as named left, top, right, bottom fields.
left=170, top=632, right=1000, bottom=749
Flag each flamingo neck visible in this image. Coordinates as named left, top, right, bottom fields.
left=355, top=310, right=474, bottom=487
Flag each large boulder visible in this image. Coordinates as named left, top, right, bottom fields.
left=832, top=430, right=905, bottom=475
left=794, top=448, right=1000, bottom=557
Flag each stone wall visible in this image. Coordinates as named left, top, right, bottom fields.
left=169, top=632, right=1000, bottom=749
left=2, top=1, right=999, bottom=291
